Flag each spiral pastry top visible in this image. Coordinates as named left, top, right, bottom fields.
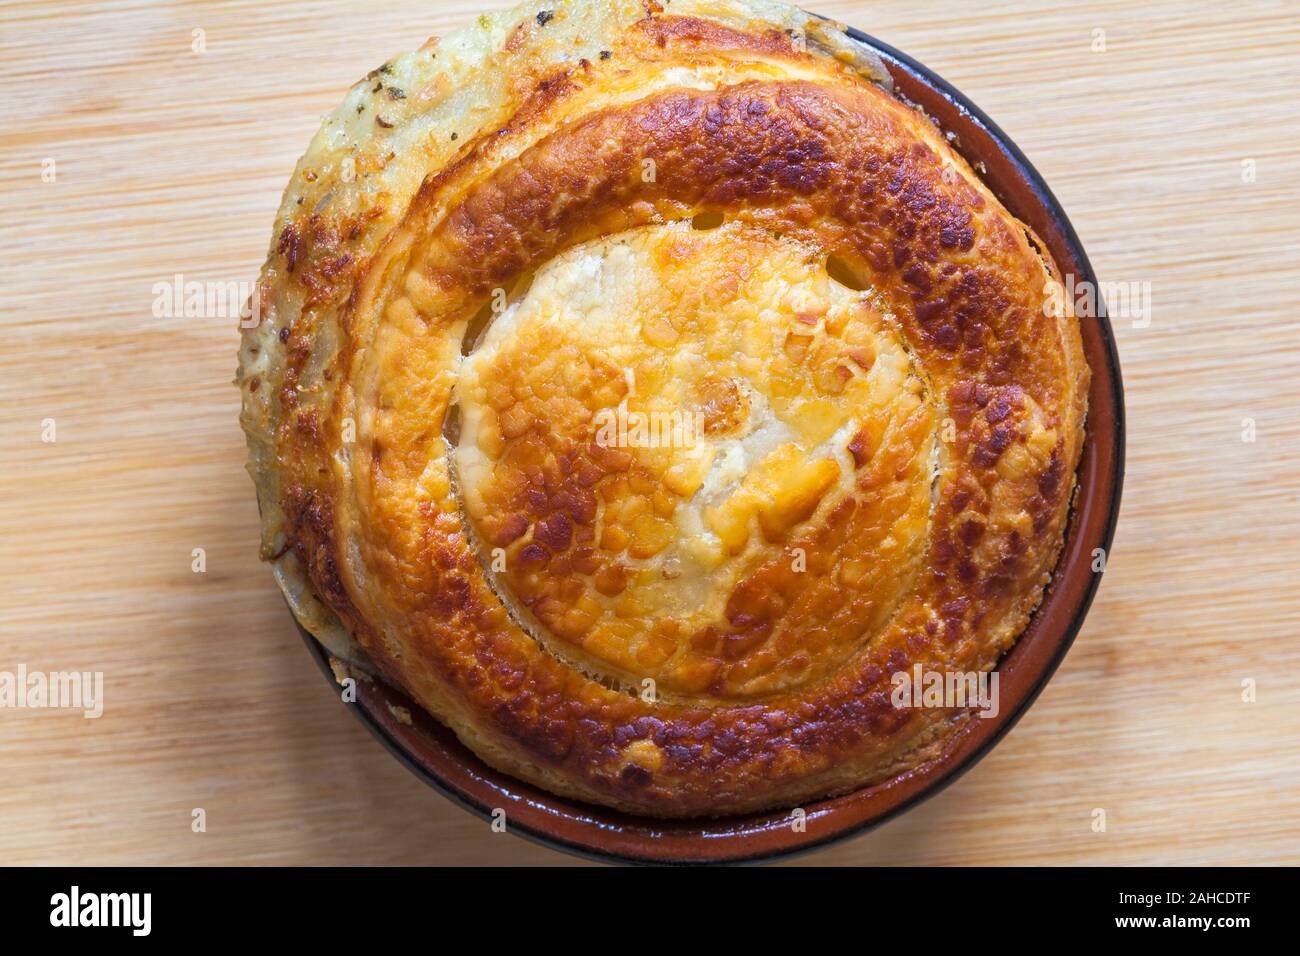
left=239, top=0, right=1088, bottom=817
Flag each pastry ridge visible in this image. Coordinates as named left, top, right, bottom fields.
left=239, top=0, right=1088, bottom=816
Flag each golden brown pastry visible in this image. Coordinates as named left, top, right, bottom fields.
left=238, top=0, right=1088, bottom=817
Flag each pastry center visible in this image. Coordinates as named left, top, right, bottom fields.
left=453, top=220, right=936, bottom=702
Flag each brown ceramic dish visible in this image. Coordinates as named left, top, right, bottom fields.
left=294, top=24, right=1124, bottom=866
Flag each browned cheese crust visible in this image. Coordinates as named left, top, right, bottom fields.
left=238, top=0, right=1088, bottom=817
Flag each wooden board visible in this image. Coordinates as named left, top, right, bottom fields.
left=1, top=0, right=1297, bottom=866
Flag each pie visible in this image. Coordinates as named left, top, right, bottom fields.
left=238, top=0, right=1089, bottom=817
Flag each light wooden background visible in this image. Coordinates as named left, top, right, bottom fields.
left=1, top=0, right=1297, bottom=866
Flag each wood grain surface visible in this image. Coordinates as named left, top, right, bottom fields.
left=1, top=0, right=1297, bottom=866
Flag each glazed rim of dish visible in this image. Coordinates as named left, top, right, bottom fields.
left=275, top=20, right=1126, bottom=863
